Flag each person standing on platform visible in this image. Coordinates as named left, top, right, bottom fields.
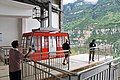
left=89, top=39, right=96, bottom=63
left=9, top=40, right=32, bottom=80
left=62, top=40, right=70, bottom=65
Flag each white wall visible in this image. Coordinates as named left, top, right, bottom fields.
left=52, top=12, right=59, bottom=29
left=0, top=0, right=34, bottom=18
left=0, top=1, right=60, bottom=46
left=22, top=17, right=40, bottom=33
left=22, top=12, right=59, bottom=33
left=0, top=17, right=20, bottom=46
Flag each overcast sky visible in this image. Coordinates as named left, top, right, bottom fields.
left=63, top=0, right=98, bottom=5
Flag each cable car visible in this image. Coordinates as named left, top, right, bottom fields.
left=21, top=31, right=69, bottom=61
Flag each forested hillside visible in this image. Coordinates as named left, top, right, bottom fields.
left=63, top=0, right=120, bottom=55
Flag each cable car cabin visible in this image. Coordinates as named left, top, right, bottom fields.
left=21, top=32, right=69, bottom=61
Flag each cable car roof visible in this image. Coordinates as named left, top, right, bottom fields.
left=22, top=32, right=69, bottom=37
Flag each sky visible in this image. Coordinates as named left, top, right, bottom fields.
left=63, top=0, right=98, bottom=5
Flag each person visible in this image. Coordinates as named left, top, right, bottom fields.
left=62, top=40, right=70, bottom=65
left=9, top=40, right=32, bottom=80
left=32, top=44, right=36, bottom=52
left=89, top=39, right=96, bottom=62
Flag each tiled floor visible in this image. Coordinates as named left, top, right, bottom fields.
left=0, top=65, right=9, bottom=80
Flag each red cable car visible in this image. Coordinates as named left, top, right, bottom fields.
left=21, top=31, right=69, bottom=61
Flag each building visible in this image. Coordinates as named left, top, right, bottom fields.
left=0, top=1, right=120, bottom=80
left=0, top=0, right=62, bottom=46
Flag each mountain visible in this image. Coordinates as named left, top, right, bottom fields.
left=63, top=0, right=120, bottom=46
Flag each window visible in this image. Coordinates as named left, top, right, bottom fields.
left=0, top=33, right=2, bottom=41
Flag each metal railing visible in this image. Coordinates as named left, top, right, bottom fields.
left=22, top=57, right=120, bottom=80
left=0, top=46, right=70, bottom=70
left=37, top=50, right=70, bottom=70
left=0, top=46, right=11, bottom=65
left=72, top=44, right=113, bottom=59
left=21, top=58, right=77, bottom=80
left=0, top=46, right=120, bottom=80
left=77, top=57, right=120, bottom=80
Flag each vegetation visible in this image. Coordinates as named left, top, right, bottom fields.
left=63, top=0, right=120, bottom=56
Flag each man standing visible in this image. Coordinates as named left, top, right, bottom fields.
left=89, top=39, right=96, bottom=62
left=9, top=40, right=31, bottom=80
left=62, top=40, right=70, bottom=65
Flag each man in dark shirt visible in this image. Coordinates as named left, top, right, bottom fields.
left=62, top=40, right=70, bottom=65
left=89, top=39, right=96, bottom=62
left=9, top=40, right=31, bottom=80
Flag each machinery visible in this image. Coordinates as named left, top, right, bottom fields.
left=16, top=0, right=69, bottom=61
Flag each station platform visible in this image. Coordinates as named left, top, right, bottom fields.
left=68, top=54, right=112, bottom=72
left=0, top=54, right=113, bottom=80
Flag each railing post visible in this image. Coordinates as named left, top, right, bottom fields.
left=108, top=62, right=111, bottom=80
left=78, top=74, right=81, bottom=80
left=21, top=60, right=24, bottom=80
left=48, top=52, right=50, bottom=73
left=98, top=48, right=100, bottom=61
left=68, top=75, right=71, bottom=80
left=68, top=50, right=70, bottom=70
left=34, top=61, right=37, bottom=80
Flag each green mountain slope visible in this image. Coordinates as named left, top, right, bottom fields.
left=63, top=0, right=120, bottom=44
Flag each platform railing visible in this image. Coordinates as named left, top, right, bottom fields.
left=77, top=57, right=120, bottom=80
left=0, top=46, right=70, bottom=70
left=21, top=57, right=120, bottom=80
left=74, top=44, right=113, bottom=60
left=0, top=46, right=12, bottom=65
left=0, top=45, right=112, bottom=69
left=38, top=50, right=70, bottom=70
left=21, top=58, right=77, bottom=80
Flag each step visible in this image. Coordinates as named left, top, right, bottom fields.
left=0, top=65, right=9, bottom=80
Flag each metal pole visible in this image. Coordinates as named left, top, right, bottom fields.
left=34, top=61, right=37, bottom=80
left=21, top=60, right=24, bottom=80
left=68, top=51, right=70, bottom=70
left=48, top=1, right=52, bottom=28
left=98, top=48, right=100, bottom=61
left=108, top=63, right=111, bottom=80
left=78, top=74, right=81, bottom=80
left=41, top=8, right=44, bottom=28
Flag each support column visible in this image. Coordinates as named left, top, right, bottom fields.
left=48, top=1, right=52, bottom=28
left=59, top=0, right=63, bottom=32
left=41, top=8, right=44, bottom=28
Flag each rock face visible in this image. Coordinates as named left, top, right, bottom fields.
left=63, top=0, right=120, bottom=46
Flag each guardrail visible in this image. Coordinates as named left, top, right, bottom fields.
left=77, top=57, right=120, bottom=80
left=22, top=57, right=120, bottom=80
left=21, top=58, right=77, bottom=80
left=0, top=46, right=120, bottom=80
left=0, top=46, right=12, bottom=65
left=73, top=44, right=112, bottom=59
left=0, top=46, right=70, bottom=70
left=36, top=50, right=70, bottom=70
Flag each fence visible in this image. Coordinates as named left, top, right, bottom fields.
left=21, top=57, right=120, bottom=80
left=0, top=46, right=11, bottom=65
left=0, top=46, right=70, bottom=70
left=71, top=43, right=112, bottom=57
left=77, top=57, right=120, bottom=80
left=21, top=58, right=77, bottom=80
left=0, top=46, right=120, bottom=80
left=35, top=50, right=70, bottom=70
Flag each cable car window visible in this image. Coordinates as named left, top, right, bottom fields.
left=0, top=33, right=2, bottom=41
left=49, top=36, right=56, bottom=53
left=31, top=36, right=37, bottom=52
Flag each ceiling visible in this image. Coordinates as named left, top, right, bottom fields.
left=0, top=0, right=35, bottom=10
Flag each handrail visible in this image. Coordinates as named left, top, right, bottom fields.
left=77, top=57, right=120, bottom=75
left=31, top=50, right=70, bottom=54
left=25, top=58, right=77, bottom=76
left=22, top=60, right=62, bottom=79
left=0, top=75, right=9, bottom=78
